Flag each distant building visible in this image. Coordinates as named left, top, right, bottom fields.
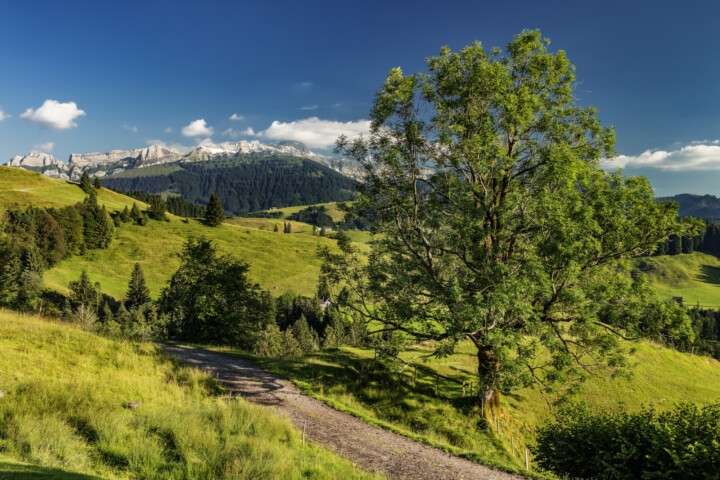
left=672, top=296, right=683, bottom=305
left=320, top=299, right=333, bottom=311
left=269, top=207, right=278, bottom=210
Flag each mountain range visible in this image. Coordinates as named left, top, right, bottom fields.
left=6, top=140, right=360, bottom=181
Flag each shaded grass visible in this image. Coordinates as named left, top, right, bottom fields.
left=0, top=310, right=381, bottom=480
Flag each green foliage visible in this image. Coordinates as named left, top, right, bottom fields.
left=79, top=172, right=92, bottom=194
left=119, top=205, right=131, bottom=223
left=160, top=238, right=261, bottom=346
left=146, top=195, right=167, bottom=221
left=535, top=402, right=720, bottom=479
left=125, top=262, right=151, bottom=309
left=205, top=193, right=225, bottom=226
left=281, top=329, right=302, bottom=358
left=68, top=270, right=97, bottom=310
left=101, top=155, right=357, bottom=214
left=326, top=30, right=690, bottom=404
left=129, top=202, right=142, bottom=224
left=92, top=177, right=102, bottom=190
left=293, top=315, right=316, bottom=353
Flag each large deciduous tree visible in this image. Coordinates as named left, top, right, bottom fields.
left=322, top=31, right=692, bottom=409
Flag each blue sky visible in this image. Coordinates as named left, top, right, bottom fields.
left=2, top=0, right=720, bottom=196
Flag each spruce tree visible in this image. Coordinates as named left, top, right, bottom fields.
left=273, top=223, right=279, bottom=232
left=205, top=193, right=225, bottom=226
left=148, top=196, right=167, bottom=221
left=93, top=177, right=102, bottom=190
left=126, top=262, right=151, bottom=309
left=130, top=203, right=142, bottom=224
left=293, top=315, right=315, bottom=353
left=120, top=205, right=131, bottom=223
left=69, top=270, right=96, bottom=310
left=80, top=172, right=93, bottom=193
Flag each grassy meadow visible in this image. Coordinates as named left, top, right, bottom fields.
left=0, top=309, right=380, bottom=480
left=0, top=167, right=342, bottom=299
left=632, top=252, right=720, bottom=307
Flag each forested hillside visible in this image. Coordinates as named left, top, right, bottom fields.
left=660, top=193, right=720, bottom=218
left=101, top=155, right=357, bottom=213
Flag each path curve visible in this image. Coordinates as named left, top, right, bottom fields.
left=161, top=344, right=526, bottom=480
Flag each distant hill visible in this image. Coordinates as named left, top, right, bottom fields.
left=101, top=155, right=358, bottom=214
left=659, top=193, right=720, bottom=218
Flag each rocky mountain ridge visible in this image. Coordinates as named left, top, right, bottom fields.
left=6, top=140, right=360, bottom=181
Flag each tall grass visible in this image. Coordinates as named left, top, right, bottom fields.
left=0, top=310, right=380, bottom=479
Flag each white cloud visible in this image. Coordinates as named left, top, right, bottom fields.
left=0, top=107, right=10, bottom=121
left=20, top=99, right=85, bottom=129
left=255, top=117, right=370, bottom=149
left=164, top=127, right=173, bottom=133
left=300, top=82, right=313, bottom=87
left=603, top=143, right=720, bottom=171
left=122, top=123, right=138, bottom=133
left=31, top=142, right=55, bottom=153
left=222, top=128, right=238, bottom=138
left=301, top=105, right=318, bottom=111
left=229, top=113, right=244, bottom=121
left=181, top=118, right=214, bottom=137
left=242, top=127, right=255, bottom=136
left=196, top=138, right=215, bottom=147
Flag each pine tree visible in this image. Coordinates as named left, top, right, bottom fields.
left=130, top=203, right=142, bottom=224
left=69, top=270, right=96, bottom=310
left=281, top=329, right=301, bottom=358
left=293, top=315, right=315, bottom=353
left=93, top=177, right=102, bottom=190
left=205, top=193, right=225, bottom=226
left=120, top=205, right=131, bottom=223
left=80, top=173, right=93, bottom=193
left=148, top=196, right=167, bottom=221
left=273, top=223, right=279, bottom=232
left=126, top=263, right=151, bottom=309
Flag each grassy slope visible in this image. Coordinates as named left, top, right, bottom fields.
left=256, top=202, right=347, bottom=222
left=632, top=252, right=720, bottom=307
left=0, top=167, right=338, bottom=298
left=205, top=338, right=720, bottom=477
left=0, top=310, right=379, bottom=480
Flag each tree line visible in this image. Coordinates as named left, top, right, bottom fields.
left=100, top=155, right=357, bottom=214
left=108, top=188, right=207, bottom=218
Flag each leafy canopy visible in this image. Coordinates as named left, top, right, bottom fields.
left=323, top=31, right=692, bottom=403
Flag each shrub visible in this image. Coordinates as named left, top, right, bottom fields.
left=535, top=401, right=720, bottom=479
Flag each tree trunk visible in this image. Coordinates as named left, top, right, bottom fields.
left=477, top=345, right=500, bottom=412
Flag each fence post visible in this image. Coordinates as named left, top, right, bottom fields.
left=462, top=382, right=466, bottom=397
left=525, top=448, right=529, bottom=470
left=414, top=366, right=417, bottom=387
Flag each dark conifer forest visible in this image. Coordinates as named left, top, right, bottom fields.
left=101, top=155, right=357, bottom=214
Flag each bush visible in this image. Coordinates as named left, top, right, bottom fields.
left=535, top=402, right=720, bottom=479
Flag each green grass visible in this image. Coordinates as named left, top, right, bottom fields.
left=632, top=252, right=720, bottom=307
left=0, top=167, right=342, bottom=299
left=45, top=217, right=339, bottom=299
left=0, top=167, right=145, bottom=213
left=0, top=310, right=380, bottom=480
left=200, top=337, right=720, bottom=478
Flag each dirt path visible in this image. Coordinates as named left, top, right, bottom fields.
left=161, top=344, right=526, bottom=480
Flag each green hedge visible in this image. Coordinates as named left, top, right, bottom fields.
left=535, top=402, right=720, bottom=479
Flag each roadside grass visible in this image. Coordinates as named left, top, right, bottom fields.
left=0, top=310, right=381, bottom=480
left=201, top=337, right=720, bottom=479
left=632, top=252, right=720, bottom=307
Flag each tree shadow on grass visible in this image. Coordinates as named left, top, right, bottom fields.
left=0, top=458, right=103, bottom=480
left=698, top=264, right=720, bottom=285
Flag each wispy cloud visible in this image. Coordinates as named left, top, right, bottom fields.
left=20, top=99, right=85, bottom=129
left=301, top=105, right=318, bottom=111
left=31, top=142, right=55, bottom=153
left=242, top=127, right=255, bottom=136
left=300, top=81, right=313, bottom=87
left=0, top=107, right=10, bottom=122
left=229, top=113, right=244, bottom=121
left=181, top=119, right=214, bottom=137
left=603, top=142, right=720, bottom=171
left=254, top=117, right=370, bottom=149
left=164, top=127, right=173, bottom=133
left=122, top=123, right=138, bottom=133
